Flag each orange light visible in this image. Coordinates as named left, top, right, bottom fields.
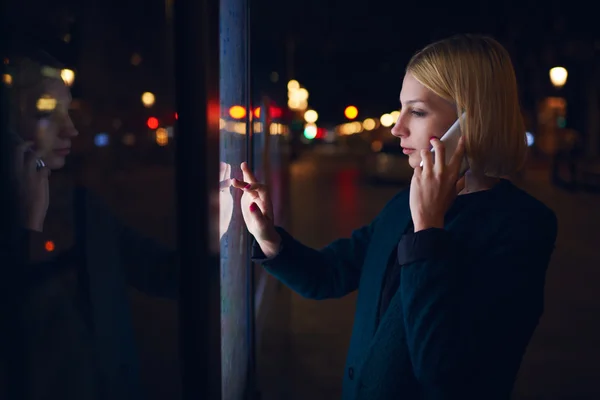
left=344, top=106, right=358, bottom=120
left=45, top=241, right=55, bottom=252
left=253, top=107, right=261, bottom=118
left=147, top=117, right=159, bottom=129
left=229, top=105, right=246, bottom=119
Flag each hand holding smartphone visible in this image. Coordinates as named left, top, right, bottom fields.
left=12, top=131, right=45, bottom=170
left=420, top=112, right=468, bottom=175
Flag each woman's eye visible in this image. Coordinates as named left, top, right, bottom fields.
left=411, top=110, right=426, bottom=117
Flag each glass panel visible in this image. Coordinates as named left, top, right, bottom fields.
left=5, top=1, right=181, bottom=398
left=219, top=0, right=250, bottom=397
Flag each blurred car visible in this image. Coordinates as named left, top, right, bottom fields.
left=363, top=139, right=413, bottom=183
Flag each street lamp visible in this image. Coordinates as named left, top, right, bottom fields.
left=304, top=109, right=318, bottom=123
left=549, top=67, right=568, bottom=89
left=344, top=105, right=358, bottom=120
left=380, top=113, right=394, bottom=127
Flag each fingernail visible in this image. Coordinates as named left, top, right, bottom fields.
left=249, top=203, right=257, bottom=212
left=244, top=184, right=251, bottom=189
left=430, top=136, right=438, bottom=141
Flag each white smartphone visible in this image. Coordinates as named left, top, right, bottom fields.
left=420, top=112, right=468, bottom=175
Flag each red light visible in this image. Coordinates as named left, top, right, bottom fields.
left=45, top=241, right=55, bottom=252
left=316, top=127, right=326, bottom=139
left=147, top=117, right=159, bottom=129
left=175, top=112, right=178, bottom=120
left=269, top=106, right=283, bottom=119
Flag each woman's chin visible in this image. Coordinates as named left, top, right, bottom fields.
left=43, top=155, right=66, bottom=170
left=407, top=156, right=420, bottom=169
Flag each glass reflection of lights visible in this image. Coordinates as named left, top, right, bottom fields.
left=44, top=240, right=55, bottom=252
left=156, top=128, right=169, bottom=146
left=141, top=92, right=156, bottom=108
left=229, top=105, right=246, bottom=119
left=94, top=133, right=110, bottom=147
left=147, top=117, right=159, bottom=129
left=61, top=69, right=75, bottom=87
left=526, top=132, right=534, bottom=147
left=36, top=95, right=57, bottom=111
left=122, top=133, right=136, bottom=146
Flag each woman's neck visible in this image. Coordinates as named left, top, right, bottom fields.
left=459, top=170, right=500, bottom=195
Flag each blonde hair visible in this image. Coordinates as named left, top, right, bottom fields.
left=407, top=34, right=527, bottom=177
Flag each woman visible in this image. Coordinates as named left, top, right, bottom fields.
left=8, top=45, right=178, bottom=399
left=233, top=34, right=558, bottom=399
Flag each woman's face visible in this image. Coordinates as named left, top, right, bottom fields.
left=391, top=72, right=458, bottom=169
left=17, top=77, right=78, bottom=170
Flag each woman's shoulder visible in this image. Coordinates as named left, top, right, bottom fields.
left=493, top=180, right=557, bottom=241
left=501, top=180, right=556, bottom=222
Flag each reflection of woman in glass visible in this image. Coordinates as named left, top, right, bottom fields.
left=219, top=161, right=234, bottom=240
left=9, top=46, right=178, bottom=399
left=235, top=35, right=557, bottom=399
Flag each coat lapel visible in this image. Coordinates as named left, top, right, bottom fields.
left=355, top=189, right=412, bottom=341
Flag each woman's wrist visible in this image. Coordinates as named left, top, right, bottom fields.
left=413, top=218, right=444, bottom=233
left=256, top=228, right=282, bottom=258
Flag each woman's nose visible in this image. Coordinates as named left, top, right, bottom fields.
left=391, top=121, right=406, bottom=138
left=61, top=117, right=79, bottom=138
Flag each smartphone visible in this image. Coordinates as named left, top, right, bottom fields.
left=420, top=112, right=468, bottom=175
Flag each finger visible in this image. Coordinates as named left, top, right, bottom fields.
left=231, top=178, right=250, bottom=189
left=24, top=151, right=39, bottom=173
left=251, top=197, right=273, bottom=220
left=241, top=162, right=257, bottom=184
left=220, top=161, right=226, bottom=180
left=430, top=137, right=446, bottom=174
left=248, top=202, right=268, bottom=223
left=219, top=179, right=231, bottom=191
left=232, top=178, right=264, bottom=193
left=17, top=140, right=35, bottom=153
left=413, top=165, right=422, bottom=177
left=232, top=179, right=260, bottom=201
left=225, top=163, right=231, bottom=179
left=14, top=141, right=34, bottom=168
left=243, top=183, right=272, bottom=205
left=449, top=136, right=466, bottom=172
left=420, top=149, right=433, bottom=176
